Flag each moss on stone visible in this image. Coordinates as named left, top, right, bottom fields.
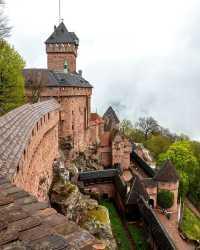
left=87, top=205, right=110, bottom=225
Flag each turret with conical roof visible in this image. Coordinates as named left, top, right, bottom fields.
left=154, top=160, right=179, bottom=212
left=45, top=22, right=79, bottom=72
left=154, top=160, right=179, bottom=183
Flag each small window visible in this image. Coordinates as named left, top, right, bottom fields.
left=37, top=122, right=39, bottom=131
left=17, top=165, right=19, bottom=173
left=72, top=125, right=74, bottom=130
left=48, top=113, right=50, bottom=120
left=32, top=129, right=35, bottom=137
left=23, top=150, right=26, bottom=158
left=44, top=116, right=46, bottom=123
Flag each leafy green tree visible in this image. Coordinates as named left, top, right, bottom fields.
left=190, top=141, right=200, bottom=164
left=158, top=141, right=199, bottom=198
left=178, top=171, right=190, bottom=199
left=158, top=141, right=199, bottom=179
left=157, top=190, right=174, bottom=209
left=144, top=135, right=173, bottom=161
left=0, top=40, right=25, bottom=114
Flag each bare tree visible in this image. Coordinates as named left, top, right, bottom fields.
left=26, top=70, right=47, bottom=103
left=136, top=117, right=160, bottom=140
left=0, top=0, right=11, bottom=39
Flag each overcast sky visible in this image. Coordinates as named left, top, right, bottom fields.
left=4, top=0, right=200, bottom=139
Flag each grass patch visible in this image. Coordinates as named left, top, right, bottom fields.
left=180, top=207, right=200, bottom=241
left=101, top=200, right=132, bottom=250
left=128, top=224, right=148, bottom=250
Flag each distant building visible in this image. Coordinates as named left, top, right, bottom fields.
left=90, top=106, right=132, bottom=171
left=103, top=106, right=120, bottom=131
left=127, top=160, right=179, bottom=212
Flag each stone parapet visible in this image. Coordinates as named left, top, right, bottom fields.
left=0, top=100, right=60, bottom=200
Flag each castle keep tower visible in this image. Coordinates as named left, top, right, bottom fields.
left=24, top=22, right=92, bottom=153
left=45, top=22, right=79, bottom=72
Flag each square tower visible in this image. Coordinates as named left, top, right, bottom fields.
left=45, top=22, right=79, bottom=73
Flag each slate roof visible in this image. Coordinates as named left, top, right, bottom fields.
left=79, top=169, right=119, bottom=182
left=0, top=100, right=60, bottom=179
left=154, top=160, right=179, bottom=183
left=23, top=68, right=93, bottom=88
left=103, top=106, right=120, bottom=124
left=45, top=22, right=79, bottom=46
left=0, top=177, right=97, bottom=249
left=126, top=176, right=149, bottom=205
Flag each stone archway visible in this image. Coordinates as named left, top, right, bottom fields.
left=149, top=199, right=154, bottom=208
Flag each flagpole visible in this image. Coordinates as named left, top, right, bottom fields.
left=59, top=0, right=61, bottom=24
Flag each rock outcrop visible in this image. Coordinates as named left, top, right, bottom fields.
left=50, top=160, right=117, bottom=250
left=72, top=152, right=104, bottom=172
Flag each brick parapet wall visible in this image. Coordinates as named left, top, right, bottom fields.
left=0, top=100, right=60, bottom=201
left=13, top=110, right=59, bottom=201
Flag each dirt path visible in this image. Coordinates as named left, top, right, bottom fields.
left=185, top=198, right=200, bottom=218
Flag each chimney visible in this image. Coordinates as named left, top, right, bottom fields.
left=78, top=70, right=82, bottom=76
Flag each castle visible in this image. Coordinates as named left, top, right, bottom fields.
left=23, top=22, right=131, bottom=171
left=0, top=21, right=183, bottom=250
left=22, top=22, right=179, bottom=213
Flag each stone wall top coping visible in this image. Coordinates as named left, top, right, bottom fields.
left=0, top=176, right=97, bottom=249
left=0, top=99, right=60, bottom=179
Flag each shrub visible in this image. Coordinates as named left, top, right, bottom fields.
left=157, top=190, right=174, bottom=209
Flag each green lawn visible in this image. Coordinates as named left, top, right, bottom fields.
left=101, top=200, right=132, bottom=250
left=128, top=224, right=148, bottom=250
left=180, top=207, right=200, bottom=241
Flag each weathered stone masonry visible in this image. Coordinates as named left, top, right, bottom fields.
left=24, top=22, right=93, bottom=153
left=0, top=99, right=60, bottom=201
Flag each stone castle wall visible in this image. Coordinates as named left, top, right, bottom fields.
left=0, top=100, right=60, bottom=201
left=26, top=87, right=92, bottom=153
left=46, top=44, right=78, bottom=72
left=13, top=110, right=59, bottom=201
left=112, top=135, right=132, bottom=170
left=47, top=53, right=76, bottom=72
